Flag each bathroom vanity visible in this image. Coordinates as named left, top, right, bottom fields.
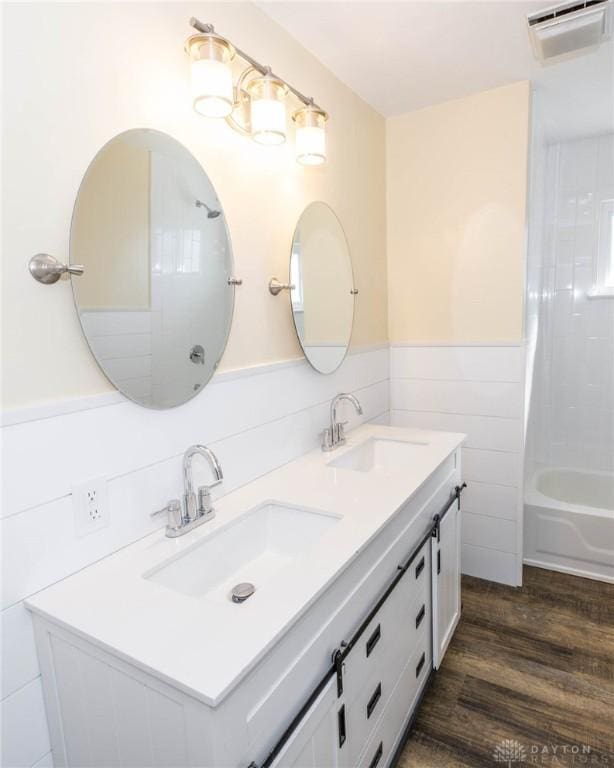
left=26, top=425, right=464, bottom=768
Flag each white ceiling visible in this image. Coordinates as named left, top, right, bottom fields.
left=258, top=0, right=614, bottom=139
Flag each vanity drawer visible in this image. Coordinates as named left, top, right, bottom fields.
left=357, top=641, right=432, bottom=768
left=343, top=540, right=430, bottom=704
left=345, top=611, right=430, bottom=766
left=342, top=542, right=431, bottom=766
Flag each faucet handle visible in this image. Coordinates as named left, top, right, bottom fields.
left=322, top=427, right=334, bottom=452
left=151, top=499, right=182, bottom=529
left=197, top=486, right=217, bottom=519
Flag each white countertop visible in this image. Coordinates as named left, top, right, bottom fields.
left=26, top=425, right=464, bottom=707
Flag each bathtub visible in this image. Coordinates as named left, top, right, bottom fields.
left=524, top=466, right=614, bottom=583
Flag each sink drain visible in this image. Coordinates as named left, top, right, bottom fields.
left=231, top=582, right=255, bottom=603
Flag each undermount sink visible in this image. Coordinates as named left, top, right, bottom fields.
left=327, top=437, right=429, bottom=473
left=144, top=502, right=340, bottom=603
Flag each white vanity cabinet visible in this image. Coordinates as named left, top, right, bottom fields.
left=27, top=427, right=464, bottom=768
left=268, top=536, right=436, bottom=768
left=338, top=539, right=432, bottom=768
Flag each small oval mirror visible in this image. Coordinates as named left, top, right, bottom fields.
left=70, top=129, right=235, bottom=408
left=289, top=202, right=355, bottom=374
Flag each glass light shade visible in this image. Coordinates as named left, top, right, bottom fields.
left=293, top=106, right=328, bottom=165
left=187, top=35, right=235, bottom=118
left=248, top=75, right=288, bottom=145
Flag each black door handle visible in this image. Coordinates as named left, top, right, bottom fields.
left=366, top=624, right=381, bottom=657
left=416, top=652, right=426, bottom=677
left=368, top=742, right=383, bottom=768
left=415, top=604, right=426, bottom=629
left=337, top=705, right=346, bottom=748
left=366, top=683, right=382, bottom=720
left=415, top=556, right=425, bottom=579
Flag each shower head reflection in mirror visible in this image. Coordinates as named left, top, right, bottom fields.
left=70, top=129, right=235, bottom=408
left=195, top=199, right=222, bottom=219
left=289, top=202, right=355, bottom=374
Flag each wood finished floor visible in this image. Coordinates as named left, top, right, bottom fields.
left=399, top=566, right=614, bottom=768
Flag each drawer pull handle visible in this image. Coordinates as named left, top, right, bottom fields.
left=416, top=652, right=426, bottom=678
left=415, top=556, right=425, bottom=579
left=337, top=705, right=346, bottom=748
left=366, top=624, right=381, bottom=657
left=415, top=604, right=426, bottom=629
left=368, top=741, right=384, bottom=768
left=366, top=682, right=382, bottom=720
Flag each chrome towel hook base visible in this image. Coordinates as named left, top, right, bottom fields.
left=29, top=253, right=85, bottom=284
left=269, top=277, right=295, bottom=296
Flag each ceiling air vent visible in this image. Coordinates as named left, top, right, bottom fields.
left=528, top=0, right=612, bottom=60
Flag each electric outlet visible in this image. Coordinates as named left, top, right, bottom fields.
left=73, top=476, right=109, bottom=537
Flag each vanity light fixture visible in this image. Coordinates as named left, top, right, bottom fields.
left=187, top=32, right=235, bottom=117
left=185, top=18, right=329, bottom=164
left=293, top=104, right=328, bottom=166
left=248, top=72, right=288, bottom=145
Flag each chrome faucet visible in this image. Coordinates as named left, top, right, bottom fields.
left=322, top=393, right=363, bottom=452
left=151, top=444, right=223, bottom=537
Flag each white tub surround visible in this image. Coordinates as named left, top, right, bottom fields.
left=27, top=424, right=464, bottom=768
left=524, top=466, right=614, bottom=583
left=526, top=135, right=614, bottom=477
left=523, top=134, right=614, bottom=584
left=389, top=344, right=525, bottom=586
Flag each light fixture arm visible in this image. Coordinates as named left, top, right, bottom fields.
left=189, top=17, right=327, bottom=116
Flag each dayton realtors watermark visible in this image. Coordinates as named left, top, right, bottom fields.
left=493, top=739, right=610, bottom=766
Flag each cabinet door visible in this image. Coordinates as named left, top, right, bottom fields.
left=431, top=504, right=461, bottom=668
left=269, top=677, right=346, bottom=768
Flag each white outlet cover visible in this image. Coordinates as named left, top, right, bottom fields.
left=72, top=476, right=109, bottom=537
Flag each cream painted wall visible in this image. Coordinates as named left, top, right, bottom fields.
left=1, top=1, right=387, bottom=409
left=386, top=81, right=530, bottom=343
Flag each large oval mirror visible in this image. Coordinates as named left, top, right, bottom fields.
left=290, top=202, right=355, bottom=374
left=70, top=129, right=234, bottom=408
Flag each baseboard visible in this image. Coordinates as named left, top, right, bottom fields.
left=523, top=558, right=614, bottom=585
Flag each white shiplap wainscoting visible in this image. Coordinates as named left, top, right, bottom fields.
left=0, top=346, right=389, bottom=768
left=390, top=344, right=525, bottom=587
left=1, top=343, right=528, bottom=768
